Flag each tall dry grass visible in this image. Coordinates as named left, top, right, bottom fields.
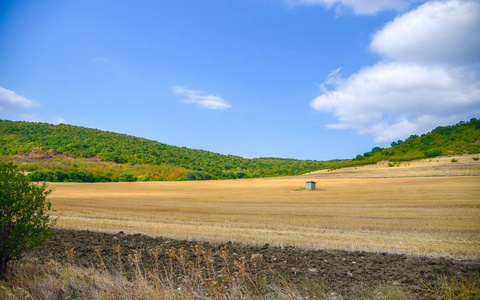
left=1, top=244, right=479, bottom=300
left=0, top=245, right=323, bottom=299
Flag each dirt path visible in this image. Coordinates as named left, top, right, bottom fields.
left=30, top=229, right=480, bottom=298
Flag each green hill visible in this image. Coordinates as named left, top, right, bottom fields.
left=328, top=118, right=480, bottom=170
left=0, top=120, right=333, bottom=181
left=1, top=119, right=478, bottom=182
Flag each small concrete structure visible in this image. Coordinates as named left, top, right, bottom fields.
left=305, top=181, right=317, bottom=190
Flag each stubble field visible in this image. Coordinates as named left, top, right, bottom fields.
left=47, top=155, right=480, bottom=259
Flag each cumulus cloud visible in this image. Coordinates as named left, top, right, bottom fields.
left=312, top=63, right=480, bottom=141
left=173, top=86, right=231, bottom=110
left=0, top=87, right=39, bottom=113
left=311, top=0, right=480, bottom=142
left=292, top=0, right=423, bottom=15
left=370, top=0, right=480, bottom=65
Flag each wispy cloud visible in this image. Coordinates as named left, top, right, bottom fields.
left=0, top=87, right=39, bottom=113
left=173, top=86, right=231, bottom=110
left=311, top=0, right=480, bottom=142
left=290, top=0, right=423, bottom=15
left=53, top=117, right=66, bottom=124
left=0, top=87, right=66, bottom=124
left=93, top=57, right=109, bottom=63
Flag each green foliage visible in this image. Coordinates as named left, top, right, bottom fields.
left=425, top=148, right=442, bottom=158
left=28, top=169, right=95, bottom=183
left=29, top=169, right=65, bottom=182
left=371, top=147, right=383, bottom=153
left=0, top=162, right=56, bottom=275
left=66, top=170, right=94, bottom=182
left=0, top=120, right=334, bottom=181
left=8, top=158, right=187, bottom=182
left=181, top=171, right=216, bottom=181
left=137, top=175, right=151, bottom=181
left=118, top=172, right=137, bottom=182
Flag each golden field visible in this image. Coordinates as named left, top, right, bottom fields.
left=47, top=155, right=480, bottom=259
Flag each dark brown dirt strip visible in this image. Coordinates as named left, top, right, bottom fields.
left=29, top=229, right=480, bottom=298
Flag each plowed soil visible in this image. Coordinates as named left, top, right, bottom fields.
left=30, top=229, right=480, bottom=298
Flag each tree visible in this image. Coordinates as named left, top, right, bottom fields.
left=0, top=162, right=56, bottom=275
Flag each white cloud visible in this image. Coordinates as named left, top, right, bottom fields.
left=311, top=0, right=480, bottom=142
left=0, top=87, right=39, bottom=113
left=312, top=63, right=480, bottom=141
left=173, top=86, right=231, bottom=110
left=292, top=0, right=423, bottom=15
left=371, top=0, right=480, bottom=65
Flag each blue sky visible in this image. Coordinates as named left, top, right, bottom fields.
left=1, top=0, right=479, bottom=160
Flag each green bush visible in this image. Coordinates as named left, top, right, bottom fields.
left=137, top=175, right=150, bottom=181
left=118, top=172, right=137, bottom=182
left=28, top=169, right=94, bottom=182
left=181, top=171, right=215, bottom=181
left=0, top=162, right=56, bottom=275
left=29, top=169, right=65, bottom=182
left=66, top=171, right=94, bottom=182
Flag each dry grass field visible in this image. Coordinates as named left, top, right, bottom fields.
left=47, top=155, right=480, bottom=260
left=302, top=153, right=480, bottom=178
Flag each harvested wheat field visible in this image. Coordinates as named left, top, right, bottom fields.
left=301, top=154, right=480, bottom=178
left=47, top=155, right=480, bottom=260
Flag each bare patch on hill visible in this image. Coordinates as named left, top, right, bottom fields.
left=11, top=148, right=103, bottom=162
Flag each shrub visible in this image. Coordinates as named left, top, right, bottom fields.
left=473, top=157, right=479, bottom=161
left=451, top=158, right=459, bottom=163
left=137, top=175, right=150, bottom=181
left=29, top=169, right=94, bottom=182
left=0, top=162, right=56, bottom=275
left=28, top=169, right=62, bottom=182
left=118, top=172, right=137, bottom=182
left=66, top=170, right=94, bottom=182
left=181, top=171, right=215, bottom=181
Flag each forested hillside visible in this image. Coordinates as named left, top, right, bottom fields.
left=1, top=119, right=478, bottom=182
left=0, top=120, right=333, bottom=181
left=328, top=118, right=480, bottom=170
